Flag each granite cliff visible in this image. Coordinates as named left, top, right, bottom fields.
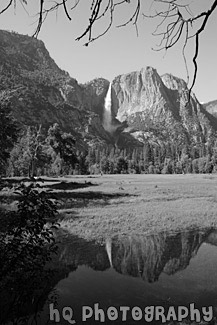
left=111, top=67, right=217, bottom=145
left=1, top=29, right=217, bottom=151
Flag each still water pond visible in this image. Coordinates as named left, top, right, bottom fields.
left=40, top=228, right=217, bottom=324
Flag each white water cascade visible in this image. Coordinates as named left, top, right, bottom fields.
left=103, top=83, right=113, bottom=133
left=105, top=238, right=113, bottom=268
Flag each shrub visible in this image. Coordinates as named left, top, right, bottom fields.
left=0, top=182, right=59, bottom=323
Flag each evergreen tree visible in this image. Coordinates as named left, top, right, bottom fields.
left=143, top=143, right=152, bottom=171
left=0, top=94, right=18, bottom=174
left=47, top=123, right=77, bottom=169
left=100, top=156, right=110, bottom=174
left=192, top=159, right=199, bottom=173
left=86, top=147, right=96, bottom=171
left=77, top=152, right=88, bottom=175
left=116, top=157, right=128, bottom=174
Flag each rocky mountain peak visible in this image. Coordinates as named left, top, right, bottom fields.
left=203, top=100, right=217, bottom=118
left=111, top=66, right=167, bottom=122
left=0, top=29, right=65, bottom=75
left=161, top=73, right=186, bottom=89
left=140, top=66, right=162, bottom=85
left=83, top=78, right=110, bottom=96
left=1, top=29, right=217, bottom=151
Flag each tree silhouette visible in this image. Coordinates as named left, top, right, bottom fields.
left=0, top=0, right=216, bottom=90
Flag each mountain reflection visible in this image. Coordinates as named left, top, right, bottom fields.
left=3, top=228, right=216, bottom=324
left=56, top=228, right=216, bottom=283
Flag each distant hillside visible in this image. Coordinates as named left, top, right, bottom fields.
left=203, top=100, right=217, bottom=118
left=0, top=30, right=140, bottom=149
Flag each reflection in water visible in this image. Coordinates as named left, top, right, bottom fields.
left=38, top=227, right=217, bottom=324
left=107, top=231, right=205, bottom=282
left=4, top=228, right=217, bottom=324
left=56, top=229, right=208, bottom=282
left=106, top=237, right=113, bottom=268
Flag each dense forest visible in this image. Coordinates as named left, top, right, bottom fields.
left=0, top=93, right=216, bottom=178
left=5, top=120, right=217, bottom=177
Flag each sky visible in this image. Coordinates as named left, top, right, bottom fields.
left=0, top=0, right=216, bottom=103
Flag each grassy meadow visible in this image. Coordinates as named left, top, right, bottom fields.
left=47, top=173, right=217, bottom=242
left=2, top=173, right=217, bottom=242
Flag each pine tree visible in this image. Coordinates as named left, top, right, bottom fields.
left=47, top=123, right=77, bottom=168
left=0, top=94, right=18, bottom=174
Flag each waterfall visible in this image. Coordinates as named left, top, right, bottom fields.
left=103, top=83, right=113, bottom=133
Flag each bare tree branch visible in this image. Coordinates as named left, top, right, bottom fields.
left=63, top=0, right=71, bottom=20
left=33, top=0, right=44, bottom=37
left=182, top=21, right=189, bottom=85
left=189, top=0, right=217, bottom=93
left=75, top=0, right=103, bottom=43
left=116, top=0, right=140, bottom=37
left=144, top=0, right=217, bottom=94
left=71, top=0, right=80, bottom=10
left=0, top=0, right=13, bottom=15
left=0, top=0, right=217, bottom=92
